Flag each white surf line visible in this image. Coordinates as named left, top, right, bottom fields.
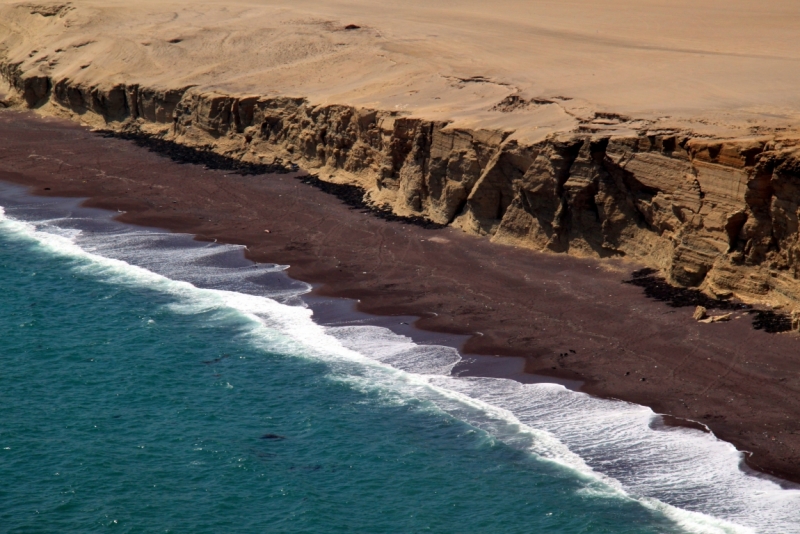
left=2, top=205, right=795, bottom=534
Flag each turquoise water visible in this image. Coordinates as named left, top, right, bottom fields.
left=0, top=191, right=796, bottom=533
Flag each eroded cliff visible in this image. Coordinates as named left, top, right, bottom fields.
left=3, top=14, right=800, bottom=307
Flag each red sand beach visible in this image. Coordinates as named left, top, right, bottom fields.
left=1, top=110, right=799, bottom=483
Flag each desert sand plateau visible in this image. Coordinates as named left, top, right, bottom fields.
left=4, top=0, right=800, bottom=306
left=2, top=0, right=800, bottom=481
left=3, top=0, right=800, bottom=136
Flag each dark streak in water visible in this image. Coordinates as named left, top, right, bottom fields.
left=203, top=354, right=231, bottom=365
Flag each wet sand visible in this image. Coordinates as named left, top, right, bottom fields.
left=1, top=110, right=799, bottom=483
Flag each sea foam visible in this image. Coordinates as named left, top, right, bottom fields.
left=1, top=202, right=798, bottom=534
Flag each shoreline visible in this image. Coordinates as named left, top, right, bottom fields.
left=304, top=285, right=585, bottom=390
left=2, top=110, right=800, bottom=485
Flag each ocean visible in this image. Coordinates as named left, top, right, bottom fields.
left=0, top=182, right=797, bottom=533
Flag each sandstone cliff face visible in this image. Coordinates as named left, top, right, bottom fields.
left=2, top=65, right=800, bottom=305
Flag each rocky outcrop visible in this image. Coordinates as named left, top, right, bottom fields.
left=0, top=62, right=50, bottom=107
left=2, top=65, right=800, bottom=305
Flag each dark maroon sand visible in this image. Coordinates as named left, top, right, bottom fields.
left=1, top=110, right=799, bottom=483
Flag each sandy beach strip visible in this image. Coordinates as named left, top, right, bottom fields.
left=1, top=110, right=798, bottom=484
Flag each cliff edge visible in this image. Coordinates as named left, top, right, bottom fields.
left=3, top=0, right=800, bottom=306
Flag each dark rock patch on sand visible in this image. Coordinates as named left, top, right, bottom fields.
left=624, top=268, right=794, bottom=333
left=101, top=130, right=445, bottom=230
left=298, top=175, right=446, bottom=230
left=98, top=130, right=294, bottom=176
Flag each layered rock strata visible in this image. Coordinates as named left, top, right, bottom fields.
left=2, top=66, right=800, bottom=306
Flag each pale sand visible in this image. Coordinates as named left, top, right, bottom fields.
left=2, top=0, right=800, bottom=142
